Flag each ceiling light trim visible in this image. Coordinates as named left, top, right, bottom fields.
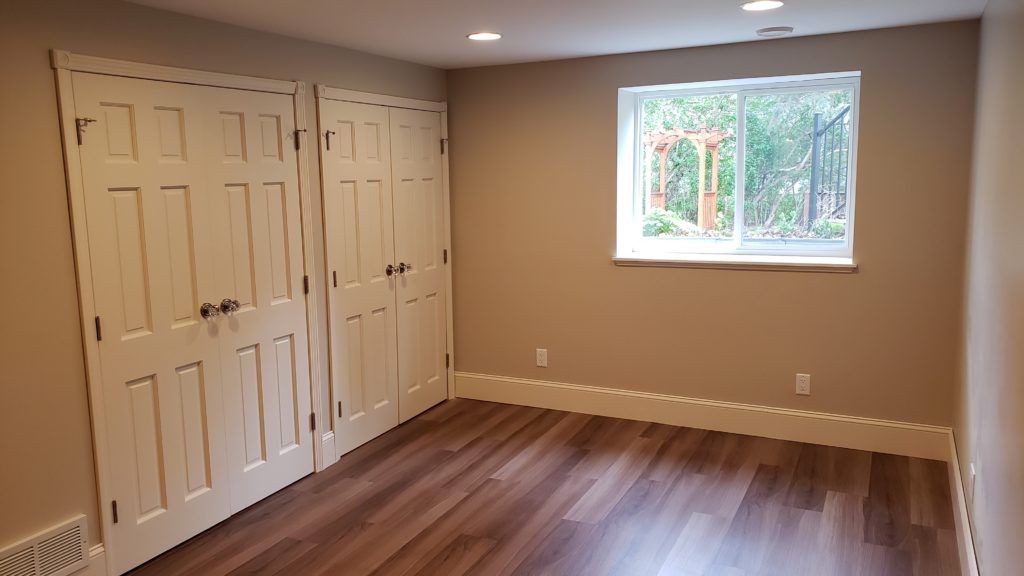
left=467, top=32, right=502, bottom=41
left=741, top=0, right=785, bottom=11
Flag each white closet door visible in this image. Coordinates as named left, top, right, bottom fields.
left=320, top=100, right=400, bottom=457
left=389, top=108, right=448, bottom=422
left=73, top=72, right=230, bottom=574
left=205, top=87, right=314, bottom=512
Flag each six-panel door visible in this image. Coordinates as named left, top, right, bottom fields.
left=389, top=107, right=449, bottom=423
left=75, top=72, right=230, bottom=573
left=73, top=72, right=313, bottom=574
left=320, top=100, right=401, bottom=457
left=204, top=86, right=315, bottom=513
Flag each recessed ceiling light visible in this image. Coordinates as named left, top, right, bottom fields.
left=757, top=26, right=795, bottom=37
left=742, top=0, right=785, bottom=11
left=467, top=32, right=502, bottom=41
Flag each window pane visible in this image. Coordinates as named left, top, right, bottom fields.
left=742, top=89, right=853, bottom=243
left=640, top=94, right=737, bottom=239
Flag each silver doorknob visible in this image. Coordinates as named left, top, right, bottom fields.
left=385, top=264, right=396, bottom=277
left=220, top=298, right=241, bottom=314
left=398, top=262, right=410, bottom=274
left=200, top=303, right=220, bottom=319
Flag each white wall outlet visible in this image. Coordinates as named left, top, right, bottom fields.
left=795, top=373, right=811, bottom=395
left=536, top=348, right=548, bottom=368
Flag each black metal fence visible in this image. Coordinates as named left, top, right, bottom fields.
left=808, top=105, right=851, bottom=228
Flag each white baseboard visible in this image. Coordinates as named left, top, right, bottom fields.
left=948, top=434, right=980, bottom=576
left=81, top=544, right=106, bottom=576
left=319, top=431, right=338, bottom=471
left=455, top=371, right=951, bottom=461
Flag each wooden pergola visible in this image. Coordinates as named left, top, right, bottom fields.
left=643, top=127, right=730, bottom=230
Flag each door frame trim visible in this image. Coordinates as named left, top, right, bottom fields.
left=51, top=50, right=300, bottom=94
left=316, top=85, right=446, bottom=112
left=52, top=51, right=324, bottom=573
left=314, top=86, right=455, bottom=469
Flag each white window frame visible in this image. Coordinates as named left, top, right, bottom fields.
left=615, top=71, right=861, bottom=271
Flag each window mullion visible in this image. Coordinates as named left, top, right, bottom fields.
left=735, top=92, right=746, bottom=250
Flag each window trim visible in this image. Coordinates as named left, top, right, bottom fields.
left=616, top=71, right=862, bottom=268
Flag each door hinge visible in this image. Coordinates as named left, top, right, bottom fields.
left=111, top=500, right=119, bottom=524
left=303, top=275, right=310, bottom=295
left=310, top=412, right=316, bottom=431
left=337, top=401, right=343, bottom=418
left=441, top=138, right=448, bottom=155
left=443, top=249, right=448, bottom=264
left=94, top=316, right=103, bottom=341
left=332, top=270, right=338, bottom=288
left=294, top=129, right=307, bottom=151
left=446, top=353, right=450, bottom=369
left=75, top=117, right=97, bottom=145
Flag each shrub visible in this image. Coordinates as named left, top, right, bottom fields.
left=812, top=219, right=846, bottom=239
left=643, top=208, right=690, bottom=236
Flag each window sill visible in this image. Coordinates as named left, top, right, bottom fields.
left=612, top=253, right=858, bottom=273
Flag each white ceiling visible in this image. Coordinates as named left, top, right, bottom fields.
left=126, top=0, right=987, bottom=69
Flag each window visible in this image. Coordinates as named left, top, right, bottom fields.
left=615, top=72, right=860, bottom=269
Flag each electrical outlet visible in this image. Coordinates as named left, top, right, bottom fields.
left=536, top=348, right=548, bottom=368
left=795, top=373, right=811, bottom=395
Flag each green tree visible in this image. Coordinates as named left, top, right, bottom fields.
left=743, top=90, right=851, bottom=237
left=641, top=88, right=851, bottom=240
left=642, top=94, right=736, bottom=237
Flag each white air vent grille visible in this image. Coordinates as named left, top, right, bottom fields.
left=0, top=549, right=36, bottom=576
left=0, top=515, right=88, bottom=576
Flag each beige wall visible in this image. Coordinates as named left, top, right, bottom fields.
left=0, top=0, right=444, bottom=547
left=956, top=0, right=1024, bottom=573
left=447, top=22, right=977, bottom=426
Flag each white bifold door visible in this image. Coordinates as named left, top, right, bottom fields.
left=320, top=99, right=448, bottom=458
left=71, top=72, right=313, bottom=574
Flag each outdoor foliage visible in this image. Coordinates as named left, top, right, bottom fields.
left=641, top=88, right=852, bottom=241
left=642, top=208, right=698, bottom=236
left=643, top=94, right=736, bottom=238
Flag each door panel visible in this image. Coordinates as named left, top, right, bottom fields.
left=321, top=100, right=400, bottom=457
left=205, top=87, right=314, bottom=512
left=389, top=107, right=448, bottom=422
left=73, top=72, right=230, bottom=575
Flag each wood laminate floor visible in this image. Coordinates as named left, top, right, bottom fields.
left=129, top=399, right=959, bottom=576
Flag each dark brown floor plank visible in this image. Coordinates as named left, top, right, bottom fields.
left=784, top=443, right=830, bottom=512
left=562, top=477, right=669, bottom=575
left=368, top=479, right=512, bottom=576
left=409, top=534, right=496, bottom=576
left=563, top=436, right=660, bottom=524
left=864, top=453, right=912, bottom=548
left=908, top=457, right=955, bottom=530
left=225, top=538, right=316, bottom=576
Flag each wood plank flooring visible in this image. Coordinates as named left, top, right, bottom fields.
left=128, top=399, right=960, bottom=576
